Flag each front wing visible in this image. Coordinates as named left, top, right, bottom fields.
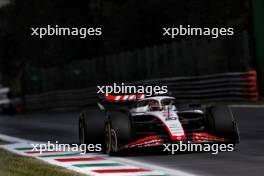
left=121, top=132, right=230, bottom=150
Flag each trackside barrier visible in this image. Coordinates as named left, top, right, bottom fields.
left=24, top=31, right=252, bottom=94
left=25, top=70, right=259, bottom=111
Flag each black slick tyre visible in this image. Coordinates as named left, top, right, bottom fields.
left=79, top=109, right=106, bottom=151
left=206, top=105, right=239, bottom=142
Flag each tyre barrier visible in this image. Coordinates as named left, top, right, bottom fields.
left=25, top=70, right=259, bottom=111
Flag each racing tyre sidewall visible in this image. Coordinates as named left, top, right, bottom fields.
left=78, top=109, right=106, bottom=152
left=206, top=105, right=239, bottom=141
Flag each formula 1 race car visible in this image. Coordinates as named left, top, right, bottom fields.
left=79, top=94, right=240, bottom=155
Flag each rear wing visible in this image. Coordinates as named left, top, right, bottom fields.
left=98, top=94, right=145, bottom=111
left=104, top=94, right=145, bottom=102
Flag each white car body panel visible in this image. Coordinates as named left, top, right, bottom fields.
left=130, top=96, right=187, bottom=140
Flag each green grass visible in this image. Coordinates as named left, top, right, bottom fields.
left=0, top=148, right=83, bottom=176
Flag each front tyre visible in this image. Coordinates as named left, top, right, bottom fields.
left=78, top=109, right=106, bottom=151
left=206, top=105, right=239, bottom=143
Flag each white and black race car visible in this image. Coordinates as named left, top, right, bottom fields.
left=79, top=94, right=239, bottom=155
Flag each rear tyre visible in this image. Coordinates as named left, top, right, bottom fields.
left=206, top=105, right=239, bottom=142
left=105, top=111, right=132, bottom=155
left=79, top=109, right=106, bottom=151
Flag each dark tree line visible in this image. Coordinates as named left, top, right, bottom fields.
left=0, top=0, right=250, bottom=83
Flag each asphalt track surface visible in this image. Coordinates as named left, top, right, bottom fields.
left=0, top=107, right=263, bottom=176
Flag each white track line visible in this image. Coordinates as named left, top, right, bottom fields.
left=0, top=133, right=37, bottom=143
left=109, top=157, right=198, bottom=176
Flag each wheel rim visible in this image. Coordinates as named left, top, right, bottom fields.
left=105, top=122, right=112, bottom=154
left=105, top=122, right=119, bottom=154
left=111, top=129, right=118, bottom=152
